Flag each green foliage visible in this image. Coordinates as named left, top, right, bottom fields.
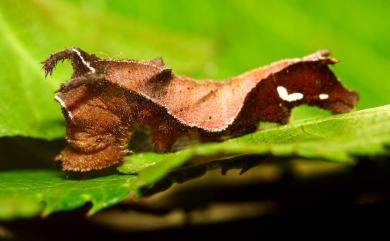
left=119, top=105, right=390, bottom=185
left=0, top=170, right=136, bottom=219
left=0, top=106, right=388, bottom=220
left=0, top=0, right=389, bottom=220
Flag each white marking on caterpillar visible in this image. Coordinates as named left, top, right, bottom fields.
left=319, top=93, right=329, bottom=100
left=276, top=86, right=304, bottom=102
left=72, top=48, right=96, bottom=73
left=54, top=95, right=74, bottom=121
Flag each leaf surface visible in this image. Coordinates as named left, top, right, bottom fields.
left=0, top=106, right=389, bottom=220
left=0, top=170, right=136, bottom=220
left=119, top=105, right=390, bottom=185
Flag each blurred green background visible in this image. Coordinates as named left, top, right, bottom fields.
left=0, top=0, right=389, bottom=139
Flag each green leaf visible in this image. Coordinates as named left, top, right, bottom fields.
left=0, top=170, right=136, bottom=220
left=1, top=106, right=389, bottom=220
left=119, top=105, right=390, bottom=186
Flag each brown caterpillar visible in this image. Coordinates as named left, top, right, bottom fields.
left=43, top=48, right=358, bottom=172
